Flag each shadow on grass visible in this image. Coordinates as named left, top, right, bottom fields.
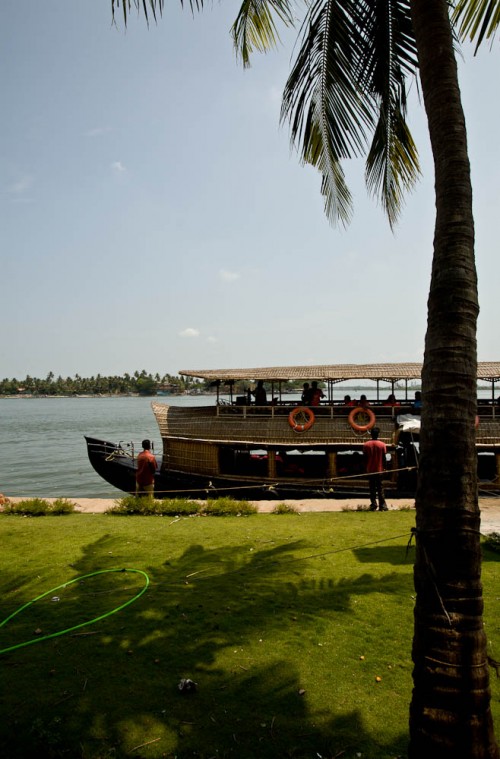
left=482, top=539, right=500, bottom=563
left=353, top=544, right=415, bottom=565
left=0, top=532, right=410, bottom=759
left=354, top=540, right=500, bottom=565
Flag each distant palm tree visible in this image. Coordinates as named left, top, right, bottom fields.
left=112, top=2, right=499, bottom=755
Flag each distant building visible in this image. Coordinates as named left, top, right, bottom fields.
left=157, top=383, right=182, bottom=395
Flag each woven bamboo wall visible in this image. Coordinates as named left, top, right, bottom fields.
left=164, top=439, right=219, bottom=475
left=476, top=420, right=500, bottom=447
left=152, top=402, right=396, bottom=447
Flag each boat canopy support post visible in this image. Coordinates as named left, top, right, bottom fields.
left=328, top=451, right=338, bottom=478
left=215, top=380, right=221, bottom=415
left=268, top=450, right=277, bottom=479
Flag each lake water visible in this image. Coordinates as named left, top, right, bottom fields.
left=0, top=395, right=217, bottom=499
left=1, top=387, right=496, bottom=498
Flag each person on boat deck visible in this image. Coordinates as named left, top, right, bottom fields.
left=252, top=380, right=267, bottom=406
left=412, top=391, right=422, bottom=414
left=136, top=439, right=157, bottom=499
left=343, top=394, right=356, bottom=406
left=363, top=427, right=388, bottom=511
left=301, top=382, right=313, bottom=405
left=384, top=393, right=401, bottom=407
left=310, top=381, right=325, bottom=406
left=359, top=394, right=370, bottom=409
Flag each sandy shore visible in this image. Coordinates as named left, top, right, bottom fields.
left=5, top=495, right=500, bottom=535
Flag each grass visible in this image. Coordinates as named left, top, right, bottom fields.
left=0, top=511, right=498, bottom=758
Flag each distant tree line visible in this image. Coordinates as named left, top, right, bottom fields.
left=0, top=374, right=318, bottom=397
left=0, top=370, right=206, bottom=397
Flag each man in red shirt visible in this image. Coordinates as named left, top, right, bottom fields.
left=363, top=427, right=388, bottom=511
left=136, top=439, right=157, bottom=498
left=310, top=381, right=325, bottom=406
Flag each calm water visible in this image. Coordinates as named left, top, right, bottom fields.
left=0, top=396, right=213, bottom=498
left=0, top=387, right=495, bottom=498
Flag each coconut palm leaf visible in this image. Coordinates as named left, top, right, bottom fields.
left=366, top=102, right=419, bottom=225
left=231, top=0, right=296, bottom=68
left=111, top=0, right=164, bottom=26
left=112, top=0, right=206, bottom=25
left=452, top=0, right=500, bottom=50
left=281, top=0, right=419, bottom=227
left=282, top=0, right=375, bottom=226
left=357, top=0, right=420, bottom=227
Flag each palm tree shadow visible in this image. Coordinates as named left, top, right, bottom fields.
left=0, top=532, right=411, bottom=758
left=353, top=544, right=415, bottom=565
left=481, top=538, right=500, bottom=563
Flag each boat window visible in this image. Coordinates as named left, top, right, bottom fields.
left=219, top=447, right=329, bottom=478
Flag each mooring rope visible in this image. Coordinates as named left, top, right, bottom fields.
left=147, top=465, right=418, bottom=497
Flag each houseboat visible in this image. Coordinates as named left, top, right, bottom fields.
left=85, top=361, right=500, bottom=499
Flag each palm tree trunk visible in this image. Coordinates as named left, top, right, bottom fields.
left=409, top=0, right=498, bottom=756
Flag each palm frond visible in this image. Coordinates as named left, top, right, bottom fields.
left=354, top=0, right=418, bottom=87
left=281, top=0, right=377, bottom=226
left=111, top=1, right=165, bottom=25
left=452, top=0, right=500, bottom=50
left=312, top=122, right=354, bottom=226
left=232, top=0, right=296, bottom=68
left=366, top=102, right=419, bottom=226
left=281, top=0, right=420, bottom=227
left=358, top=0, right=420, bottom=227
left=111, top=1, right=205, bottom=26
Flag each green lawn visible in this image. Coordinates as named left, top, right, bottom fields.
left=0, top=512, right=498, bottom=758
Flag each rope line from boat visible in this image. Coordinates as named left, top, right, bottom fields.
left=478, top=485, right=500, bottom=497
left=105, top=441, right=135, bottom=462
left=144, top=465, right=419, bottom=497
left=179, top=531, right=415, bottom=586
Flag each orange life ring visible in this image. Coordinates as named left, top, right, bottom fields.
left=288, top=406, right=315, bottom=433
left=348, top=406, right=376, bottom=433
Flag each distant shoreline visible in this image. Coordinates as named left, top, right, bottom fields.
left=0, top=393, right=144, bottom=399
left=0, top=393, right=190, bottom=400
left=0, top=385, right=420, bottom=400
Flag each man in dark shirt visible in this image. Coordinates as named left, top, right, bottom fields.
left=136, top=439, right=157, bottom=498
left=252, top=380, right=267, bottom=406
left=363, top=427, right=388, bottom=511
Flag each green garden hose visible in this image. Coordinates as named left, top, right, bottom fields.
left=0, top=568, right=149, bottom=655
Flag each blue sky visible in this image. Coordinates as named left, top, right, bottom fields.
left=1, top=1, right=498, bottom=379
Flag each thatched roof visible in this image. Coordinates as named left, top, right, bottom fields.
left=180, top=362, right=500, bottom=384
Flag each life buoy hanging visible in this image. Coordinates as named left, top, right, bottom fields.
left=288, top=406, right=315, bottom=433
left=348, top=406, right=376, bottom=433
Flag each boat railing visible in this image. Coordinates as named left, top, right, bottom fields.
left=216, top=402, right=411, bottom=420
left=215, top=401, right=499, bottom=421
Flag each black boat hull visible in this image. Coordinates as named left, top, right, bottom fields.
left=84, top=436, right=385, bottom=500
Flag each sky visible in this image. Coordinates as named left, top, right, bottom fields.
left=1, top=1, right=499, bottom=380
